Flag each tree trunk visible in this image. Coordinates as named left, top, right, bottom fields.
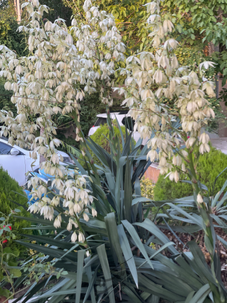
left=14, top=0, right=21, bottom=23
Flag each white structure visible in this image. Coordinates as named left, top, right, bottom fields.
left=88, top=112, right=149, bottom=145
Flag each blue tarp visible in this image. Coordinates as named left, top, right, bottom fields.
left=24, top=189, right=45, bottom=205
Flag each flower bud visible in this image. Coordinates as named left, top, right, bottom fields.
left=174, top=171, right=179, bottom=183
left=172, top=156, right=177, bottom=165
left=67, top=222, right=72, bottom=231
left=92, top=208, right=97, bottom=217
left=197, top=193, right=203, bottom=204
left=78, top=232, right=85, bottom=243
left=83, top=213, right=89, bottom=222
left=71, top=232, right=77, bottom=242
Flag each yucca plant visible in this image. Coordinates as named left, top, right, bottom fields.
left=14, top=215, right=227, bottom=303
left=12, top=118, right=227, bottom=303
left=66, top=113, right=152, bottom=225
left=0, top=0, right=225, bottom=300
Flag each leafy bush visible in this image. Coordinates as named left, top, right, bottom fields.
left=140, top=177, right=154, bottom=199
left=154, top=146, right=227, bottom=200
left=205, top=97, right=227, bottom=133
left=0, top=212, right=21, bottom=299
left=90, top=122, right=130, bottom=153
left=79, top=121, right=136, bottom=167
left=0, top=167, right=31, bottom=252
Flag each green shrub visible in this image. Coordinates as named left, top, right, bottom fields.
left=140, top=177, right=154, bottom=200
left=80, top=122, right=136, bottom=167
left=154, top=146, right=227, bottom=200
left=90, top=122, right=130, bottom=153
left=0, top=167, right=31, bottom=253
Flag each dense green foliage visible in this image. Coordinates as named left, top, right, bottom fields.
left=0, top=167, right=31, bottom=252
left=79, top=93, right=105, bottom=136
left=90, top=123, right=127, bottom=153
left=162, top=0, right=227, bottom=85
left=0, top=19, right=27, bottom=56
left=140, top=177, right=154, bottom=199
left=0, top=78, right=14, bottom=114
left=154, top=173, right=192, bottom=201
left=39, top=0, right=73, bottom=26
left=0, top=0, right=16, bottom=23
left=63, top=0, right=149, bottom=53
left=154, top=146, right=227, bottom=200
left=79, top=122, right=136, bottom=166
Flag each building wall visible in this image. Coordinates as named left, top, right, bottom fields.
left=218, top=78, right=227, bottom=137
left=144, top=163, right=160, bottom=183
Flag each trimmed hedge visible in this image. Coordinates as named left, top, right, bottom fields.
left=80, top=122, right=135, bottom=167
left=154, top=146, right=227, bottom=200
left=90, top=122, right=133, bottom=152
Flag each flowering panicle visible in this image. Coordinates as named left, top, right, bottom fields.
left=119, top=1, right=216, bottom=181
left=71, top=0, right=125, bottom=106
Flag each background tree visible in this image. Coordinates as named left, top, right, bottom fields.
left=39, top=0, right=72, bottom=26
left=63, top=0, right=150, bottom=53
left=0, top=0, right=16, bottom=21
left=161, top=0, right=227, bottom=84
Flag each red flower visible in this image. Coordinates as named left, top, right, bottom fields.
left=0, top=225, right=12, bottom=244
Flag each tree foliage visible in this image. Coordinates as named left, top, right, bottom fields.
left=0, top=19, right=28, bottom=56
left=63, top=0, right=149, bottom=53
left=39, top=0, right=73, bottom=26
left=0, top=0, right=16, bottom=22
left=161, top=0, right=227, bottom=83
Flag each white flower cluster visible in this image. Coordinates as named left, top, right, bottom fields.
left=119, top=1, right=216, bottom=182
left=0, top=0, right=124, bottom=242
left=71, top=0, right=125, bottom=105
